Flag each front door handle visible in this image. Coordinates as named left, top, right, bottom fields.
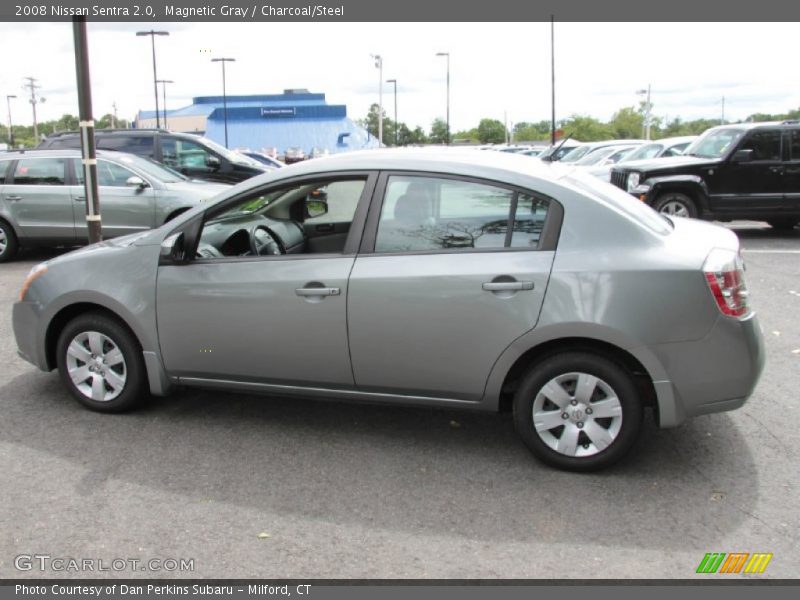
left=74, top=196, right=86, bottom=202
left=482, top=281, right=534, bottom=292
left=295, top=287, right=341, bottom=297
left=769, top=166, right=785, bottom=174
left=5, top=195, right=22, bottom=202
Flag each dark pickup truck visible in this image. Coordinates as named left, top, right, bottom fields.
left=610, top=121, right=800, bottom=230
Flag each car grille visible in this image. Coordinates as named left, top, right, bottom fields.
left=610, top=170, right=627, bottom=190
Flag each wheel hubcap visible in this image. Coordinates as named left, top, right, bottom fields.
left=65, top=331, right=127, bottom=402
left=659, top=200, right=689, bottom=217
left=0, top=228, right=7, bottom=254
left=532, top=372, right=623, bottom=457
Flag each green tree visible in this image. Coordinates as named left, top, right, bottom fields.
left=476, top=118, right=507, bottom=144
left=513, top=120, right=551, bottom=142
left=609, top=107, right=644, bottom=139
left=429, top=118, right=449, bottom=144
left=405, top=126, right=428, bottom=145
left=559, top=115, right=613, bottom=141
left=359, top=103, right=398, bottom=145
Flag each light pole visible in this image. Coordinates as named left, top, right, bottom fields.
left=435, top=52, right=450, bottom=145
left=136, top=30, right=169, bottom=129
left=6, top=95, right=15, bottom=147
left=371, top=54, right=383, bottom=145
left=636, top=84, right=652, bottom=140
left=386, top=78, right=397, bottom=146
left=211, top=58, right=235, bottom=148
left=156, top=79, right=173, bottom=129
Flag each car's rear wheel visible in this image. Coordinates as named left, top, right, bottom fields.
left=653, top=192, right=698, bottom=219
left=768, top=219, right=798, bottom=231
left=56, top=312, right=148, bottom=413
left=0, top=219, right=19, bottom=263
left=513, top=352, right=643, bottom=471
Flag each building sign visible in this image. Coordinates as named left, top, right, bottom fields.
left=260, top=108, right=297, bottom=118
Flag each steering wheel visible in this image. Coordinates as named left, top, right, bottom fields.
left=250, top=225, right=285, bottom=256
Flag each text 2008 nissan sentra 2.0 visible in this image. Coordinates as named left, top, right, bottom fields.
left=12, top=149, right=764, bottom=471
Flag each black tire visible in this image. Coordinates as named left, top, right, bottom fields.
left=56, top=312, right=149, bottom=413
left=0, top=219, right=19, bottom=263
left=768, top=219, right=799, bottom=231
left=513, top=352, right=643, bottom=472
left=653, top=192, right=698, bottom=219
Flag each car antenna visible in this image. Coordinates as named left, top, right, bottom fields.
left=541, top=134, right=572, bottom=162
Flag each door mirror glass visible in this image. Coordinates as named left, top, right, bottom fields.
left=205, top=155, right=222, bottom=170
left=732, top=149, right=754, bottom=162
left=125, top=176, right=148, bottom=188
left=305, top=190, right=329, bottom=218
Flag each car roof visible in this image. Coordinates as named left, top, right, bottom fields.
left=0, top=149, right=150, bottom=161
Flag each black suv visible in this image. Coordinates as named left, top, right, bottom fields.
left=610, top=121, right=800, bottom=229
left=38, top=129, right=267, bottom=184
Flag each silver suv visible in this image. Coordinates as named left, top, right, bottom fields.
left=0, top=150, right=229, bottom=261
left=12, top=149, right=765, bottom=471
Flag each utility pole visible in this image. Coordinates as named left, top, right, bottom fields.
left=136, top=30, right=169, bottom=129
left=550, top=15, right=556, bottom=145
left=73, top=17, right=102, bottom=244
left=371, top=54, right=383, bottom=145
left=211, top=58, right=235, bottom=147
left=721, top=96, right=725, bottom=125
left=112, top=101, right=118, bottom=128
left=436, top=52, right=450, bottom=145
left=23, top=77, right=45, bottom=141
left=6, top=95, right=16, bottom=147
left=156, top=80, right=173, bottom=129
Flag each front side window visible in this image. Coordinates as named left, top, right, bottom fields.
left=162, top=138, right=216, bottom=171
left=75, top=160, right=139, bottom=187
left=12, top=158, right=65, bottom=185
left=0, top=160, right=12, bottom=184
left=791, top=131, right=800, bottom=161
left=737, top=130, right=782, bottom=161
left=375, top=175, right=550, bottom=253
left=683, top=128, right=745, bottom=159
left=197, top=178, right=367, bottom=258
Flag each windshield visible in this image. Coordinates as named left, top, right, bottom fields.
left=195, top=136, right=264, bottom=167
left=574, top=147, right=618, bottom=166
left=560, top=146, right=593, bottom=163
left=623, top=143, right=664, bottom=162
left=113, top=154, right=188, bottom=183
left=683, top=128, right=745, bottom=159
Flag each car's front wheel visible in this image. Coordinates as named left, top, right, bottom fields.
left=653, top=192, right=698, bottom=219
left=56, top=312, right=148, bottom=412
left=513, top=352, right=643, bottom=471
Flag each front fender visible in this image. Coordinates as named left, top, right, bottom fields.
left=644, top=175, right=710, bottom=213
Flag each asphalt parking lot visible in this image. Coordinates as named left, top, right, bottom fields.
left=0, top=222, right=798, bottom=579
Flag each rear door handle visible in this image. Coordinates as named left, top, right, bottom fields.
left=769, top=166, right=785, bottom=174
left=295, top=287, right=341, bottom=297
left=482, top=281, right=534, bottom=291
left=5, top=195, right=22, bottom=202
left=74, top=196, right=86, bottom=202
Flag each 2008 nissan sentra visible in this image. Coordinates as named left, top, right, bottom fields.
left=12, top=148, right=765, bottom=471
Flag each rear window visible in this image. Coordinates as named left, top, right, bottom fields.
left=566, top=171, right=673, bottom=235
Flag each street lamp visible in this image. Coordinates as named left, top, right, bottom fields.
left=136, top=30, right=169, bottom=129
left=636, top=84, right=652, bottom=140
left=435, top=52, right=450, bottom=145
left=386, top=78, right=397, bottom=146
left=211, top=58, right=235, bottom=148
left=156, top=79, right=173, bottom=130
left=371, top=54, right=383, bottom=145
left=6, top=95, right=16, bottom=147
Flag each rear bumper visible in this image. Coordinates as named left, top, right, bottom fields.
left=650, top=312, right=764, bottom=427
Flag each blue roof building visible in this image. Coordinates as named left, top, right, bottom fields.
left=136, top=90, right=380, bottom=155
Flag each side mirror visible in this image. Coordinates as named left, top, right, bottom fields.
left=305, top=199, right=329, bottom=219
left=205, top=155, right=222, bottom=170
left=159, top=232, right=190, bottom=265
left=732, top=149, right=754, bottom=162
left=126, top=176, right=148, bottom=189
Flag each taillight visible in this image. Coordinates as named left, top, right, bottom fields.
left=703, top=248, right=750, bottom=318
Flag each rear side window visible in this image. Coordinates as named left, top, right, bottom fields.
left=74, top=159, right=138, bottom=187
left=790, top=131, right=800, bottom=161
left=40, top=136, right=80, bottom=149
left=96, top=135, right=155, bottom=157
left=12, top=158, right=66, bottom=185
left=375, top=175, right=551, bottom=253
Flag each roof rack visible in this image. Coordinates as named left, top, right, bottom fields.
left=781, top=119, right=799, bottom=125
left=43, top=128, right=170, bottom=138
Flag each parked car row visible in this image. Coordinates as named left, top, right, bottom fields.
left=610, top=121, right=800, bottom=229
left=0, top=149, right=228, bottom=262
left=12, top=148, right=765, bottom=471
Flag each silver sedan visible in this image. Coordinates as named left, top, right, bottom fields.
left=12, top=149, right=764, bottom=471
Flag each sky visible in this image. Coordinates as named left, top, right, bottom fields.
left=1, top=22, right=798, bottom=133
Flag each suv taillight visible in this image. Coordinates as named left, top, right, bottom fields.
left=703, top=248, right=750, bottom=318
